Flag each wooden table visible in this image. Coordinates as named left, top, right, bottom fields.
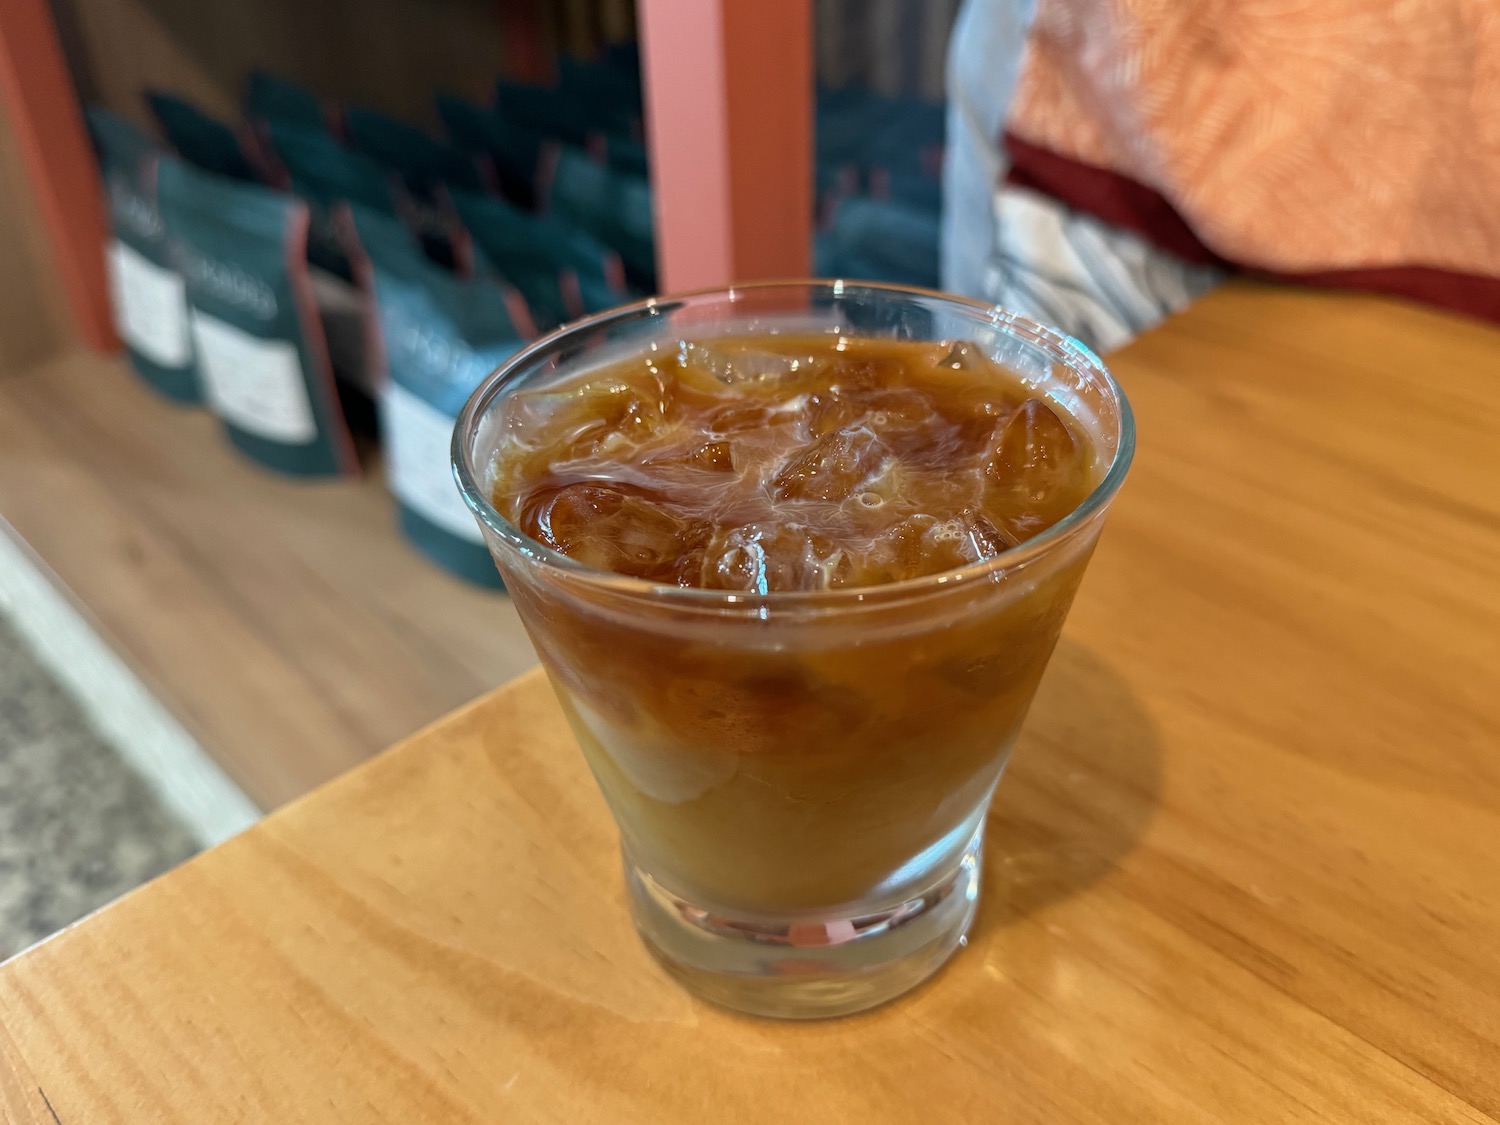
left=2, top=282, right=1498, bottom=1123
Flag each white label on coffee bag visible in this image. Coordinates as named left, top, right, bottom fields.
left=190, top=312, right=317, bottom=443
left=107, top=240, right=191, bottom=368
left=383, top=381, right=483, bottom=542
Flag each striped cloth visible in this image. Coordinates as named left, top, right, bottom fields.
left=942, top=0, right=1222, bottom=351
left=944, top=0, right=1500, bottom=349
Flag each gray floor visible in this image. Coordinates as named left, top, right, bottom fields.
left=0, top=613, right=198, bottom=960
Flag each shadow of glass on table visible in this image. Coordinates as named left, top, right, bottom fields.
left=974, top=638, right=1163, bottom=938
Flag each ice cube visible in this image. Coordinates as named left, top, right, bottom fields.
left=957, top=508, right=1018, bottom=561
left=806, top=388, right=864, bottom=437
left=706, top=400, right=777, bottom=433
left=645, top=440, right=735, bottom=473
left=506, top=368, right=680, bottom=462
left=855, top=388, right=957, bottom=463
left=825, top=349, right=893, bottom=392
left=954, top=399, right=1016, bottom=455
left=703, top=525, right=773, bottom=593
left=864, top=515, right=964, bottom=583
left=933, top=340, right=982, bottom=371
left=500, top=385, right=574, bottom=443
left=772, top=424, right=885, bottom=501
left=680, top=342, right=824, bottom=386
left=592, top=374, right=676, bottom=438
left=523, top=483, right=704, bottom=581
left=685, top=440, right=735, bottom=472
left=876, top=516, right=930, bottom=581
left=701, top=524, right=852, bottom=592
left=984, top=398, right=1086, bottom=540
left=860, top=509, right=1015, bottom=584
left=985, top=398, right=1080, bottom=500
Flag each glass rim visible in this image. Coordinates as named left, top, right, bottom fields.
left=452, top=279, right=1136, bottom=606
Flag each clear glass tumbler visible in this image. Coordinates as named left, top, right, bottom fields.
left=453, top=282, right=1134, bottom=1018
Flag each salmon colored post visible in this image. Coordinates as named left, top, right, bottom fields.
left=638, top=0, right=812, bottom=292
left=0, top=0, right=114, bottom=351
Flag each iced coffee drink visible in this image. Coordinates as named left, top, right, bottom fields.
left=455, top=284, right=1133, bottom=1017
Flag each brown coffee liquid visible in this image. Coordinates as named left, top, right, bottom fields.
left=489, top=335, right=1101, bottom=589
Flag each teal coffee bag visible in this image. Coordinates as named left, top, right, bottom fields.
left=344, top=107, right=484, bottom=195
left=86, top=107, right=197, bottom=402
left=344, top=205, right=531, bottom=585
left=557, top=55, right=643, bottom=130
left=493, top=79, right=594, bottom=147
left=452, top=190, right=630, bottom=330
left=158, top=158, right=357, bottom=476
left=343, top=107, right=482, bottom=269
left=542, top=145, right=655, bottom=291
left=435, top=93, right=546, bottom=206
left=266, top=123, right=403, bottom=385
left=269, top=121, right=397, bottom=277
left=146, top=91, right=260, bottom=182
left=245, top=71, right=328, bottom=133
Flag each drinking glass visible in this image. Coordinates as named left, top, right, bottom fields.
left=453, top=282, right=1134, bottom=1018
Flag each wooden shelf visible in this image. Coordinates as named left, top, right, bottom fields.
left=0, top=0, right=815, bottom=353
left=0, top=349, right=539, bottom=809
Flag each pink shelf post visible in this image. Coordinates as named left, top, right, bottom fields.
left=0, top=0, right=114, bottom=351
left=638, top=0, right=813, bottom=293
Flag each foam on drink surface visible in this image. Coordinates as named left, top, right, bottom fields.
left=489, top=335, right=1101, bottom=591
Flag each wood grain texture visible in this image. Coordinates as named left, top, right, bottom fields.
left=2, top=282, right=1499, bottom=1122
left=0, top=350, right=537, bottom=809
left=0, top=1018, right=59, bottom=1125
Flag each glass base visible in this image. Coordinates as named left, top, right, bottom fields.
left=625, top=822, right=983, bottom=1019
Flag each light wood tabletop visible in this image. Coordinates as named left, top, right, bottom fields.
left=2, top=281, right=1498, bottom=1123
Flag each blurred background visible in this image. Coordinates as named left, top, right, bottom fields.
left=0, top=0, right=957, bottom=958
left=3, top=0, right=1493, bottom=964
